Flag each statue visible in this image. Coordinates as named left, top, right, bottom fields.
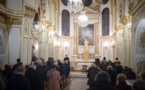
left=84, top=39, right=89, bottom=51
left=83, top=39, right=89, bottom=60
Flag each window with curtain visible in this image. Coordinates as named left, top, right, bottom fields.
left=62, top=10, right=70, bottom=36
left=102, top=8, right=109, bottom=36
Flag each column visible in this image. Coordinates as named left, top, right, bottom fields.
left=73, top=22, right=77, bottom=55
left=95, top=22, right=100, bottom=58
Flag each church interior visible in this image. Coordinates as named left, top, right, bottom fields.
left=0, top=0, right=145, bottom=90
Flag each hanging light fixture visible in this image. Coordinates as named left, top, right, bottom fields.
left=78, top=10, right=88, bottom=27
left=67, top=0, right=83, bottom=13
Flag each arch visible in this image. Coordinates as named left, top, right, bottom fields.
left=102, top=8, right=109, bottom=36
left=62, top=10, right=70, bottom=36
left=134, top=18, right=145, bottom=55
left=0, top=27, right=5, bottom=54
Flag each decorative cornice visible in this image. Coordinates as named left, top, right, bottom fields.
left=24, top=6, right=37, bottom=18
left=119, top=16, right=131, bottom=25
left=100, top=36, right=113, bottom=39
left=131, top=0, right=145, bottom=16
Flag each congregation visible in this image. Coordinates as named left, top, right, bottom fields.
left=0, top=57, right=145, bottom=90
left=87, top=57, right=145, bottom=90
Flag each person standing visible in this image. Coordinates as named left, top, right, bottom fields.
left=6, top=65, right=31, bottom=90
left=47, top=65, right=61, bottom=90
left=87, top=63, right=100, bottom=88
left=64, top=55, right=70, bottom=65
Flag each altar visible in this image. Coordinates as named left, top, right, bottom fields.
left=74, top=59, right=95, bottom=70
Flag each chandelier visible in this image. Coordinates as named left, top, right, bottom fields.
left=67, top=0, right=83, bottom=13
left=78, top=10, right=88, bottom=27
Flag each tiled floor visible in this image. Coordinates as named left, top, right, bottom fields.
left=64, top=77, right=89, bottom=90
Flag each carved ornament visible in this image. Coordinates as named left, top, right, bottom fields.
left=115, top=25, right=123, bottom=31
left=139, top=31, right=145, bottom=48
left=128, top=2, right=134, bottom=15
left=25, top=6, right=37, bottom=18
left=119, top=16, right=131, bottom=25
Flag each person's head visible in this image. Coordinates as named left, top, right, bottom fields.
left=103, top=57, right=106, bottom=60
left=116, top=58, right=118, bottom=60
left=51, top=64, right=56, bottom=69
left=117, top=74, right=126, bottom=82
left=4, top=64, right=11, bottom=69
left=53, top=61, right=58, bottom=66
left=64, top=60, right=68, bottom=64
left=29, top=64, right=37, bottom=70
left=107, top=65, right=113, bottom=70
left=48, top=57, right=51, bottom=61
left=37, top=63, right=43, bottom=67
left=65, top=55, right=68, bottom=57
left=15, top=65, right=25, bottom=76
left=95, top=58, right=100, bottom=63
left=17, top=58, right=21, bottom=63
left=95, top=71, right=110, bottom=82
left=91, top=63, right=96, bottom=68
left=133, top=80, right=145, bottom=90
left=141, top=72, right=145, bottom=81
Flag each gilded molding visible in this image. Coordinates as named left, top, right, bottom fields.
left=115, top=25, right=123, bottom=31
left=131, top=0, right=145, bottom=16
left=119, top=16, right=131, bottom=25
left=128, top=2, right=134, bottom=15
left=100, top=36, right=113, bottom=39
left=24, top=6, right=37, bottom=18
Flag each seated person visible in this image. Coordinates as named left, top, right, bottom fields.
left=133, top=80, right=145, bottom=90
left=114, top=74, right=131, bottom=90
left=89, top=71, right=116, bottom=90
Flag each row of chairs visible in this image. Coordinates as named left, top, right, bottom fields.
left=44, top=75, right=71, bottom=90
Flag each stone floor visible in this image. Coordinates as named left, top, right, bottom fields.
left=64, top=77, right=89, bottom=90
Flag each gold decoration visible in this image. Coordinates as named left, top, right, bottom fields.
left=93, top=0, right=100, bottom=11
left=131, top=0, right=145, bottom=16
left=83, top=40, right=89, bottom=60
left=137, top=61, right=145, bottom=79
left=119, top=16, right=131, bottom=25
left=115, top=25, right=123, bottom=31
left=139, top=31, right=145, bottom=48
left=128, top=2, right=134, bottom=15
left=25, top=6, right=37, bottom=18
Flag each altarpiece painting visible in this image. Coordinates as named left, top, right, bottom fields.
left=78, top=24, right=94, bottom=46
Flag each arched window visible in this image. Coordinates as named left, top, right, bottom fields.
left=102, top=8, right=109, bottom=36
left=62, top=10, right=70, bottom=36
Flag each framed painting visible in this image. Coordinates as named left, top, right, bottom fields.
left=78, top=24, right=94, bottom=46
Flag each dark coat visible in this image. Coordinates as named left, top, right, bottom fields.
left=25, top=68, right=44, bottom=90
left=115, top=65, right=123, bottom=74
left=2, top=68, right=13, bottom=80
left=62, top=64, right=70, bottom=78
left=107, top=69, right=117, bottom=86
left=124, top=70, right=136, bottom=80
left=5, top=74, right=31, bottom=90
left=89, top=81, right=117, bottom=90
left=12, top=63, right=23, bottom=71
left=87, top=67, right=100, bottom=86
left=36, top=66, right=46, bottom=82
left=114, top=81, right=132, bottom=90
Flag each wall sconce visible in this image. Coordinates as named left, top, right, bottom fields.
left=55, top=41, right=61, bottom=50
left=110, top=40, right=115, bottom=48
left=119, top=29, right=123, bottom=36
left=103, top=41, right=109, bottom=48
left=64, top=41, right=69, bottom=49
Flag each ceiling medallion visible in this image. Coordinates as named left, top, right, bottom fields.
left=67, top=0, right=83, bottom=13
